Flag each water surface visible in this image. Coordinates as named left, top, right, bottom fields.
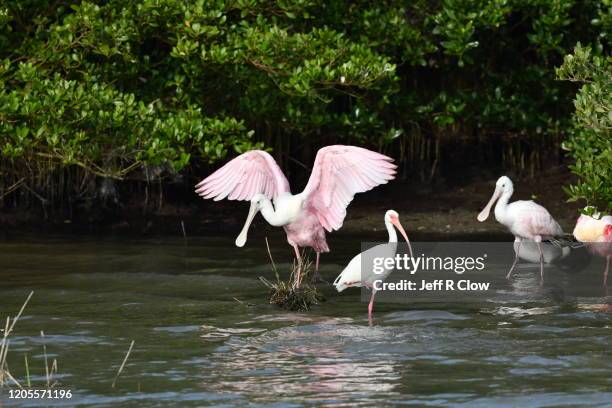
left=0, top=235, right=611, bottom=407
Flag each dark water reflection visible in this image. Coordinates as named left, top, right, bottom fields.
left=0, top=235, right=610, bottom=407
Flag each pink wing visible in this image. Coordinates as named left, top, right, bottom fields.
left=301, top=145, right=396, bottom=231
left=515, top=201, right=563, bottom=237
left=195, top=150, right=290, bottom=201
left=530, top=209, right=563, bottom=237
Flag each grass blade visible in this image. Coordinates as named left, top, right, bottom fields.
left=112, top=340, right=135, bottom=389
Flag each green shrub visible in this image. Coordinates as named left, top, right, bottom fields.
left=0, top=0, right=606, bottom=212
left=557, top=43, right=611, bottom=213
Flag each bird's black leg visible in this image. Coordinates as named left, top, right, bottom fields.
left=310, top=252, right=330, bottom=284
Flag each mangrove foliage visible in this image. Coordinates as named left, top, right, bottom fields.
left=0, top=0, right=609, bottom=215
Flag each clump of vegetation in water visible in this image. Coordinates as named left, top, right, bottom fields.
left=0, top=291, right=60, bottom=391
left=259, top=240, right=324, bottom=311
left=557, top=42, right=611, bottom=213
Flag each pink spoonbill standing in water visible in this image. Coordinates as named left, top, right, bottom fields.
left=573, top=213, right=612, bottom=285
left=477, top=176, right=563, bottom=281
left=195, top=145, right=396, bottom=286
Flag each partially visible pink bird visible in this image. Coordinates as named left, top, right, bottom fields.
left=573, top=214, right=612, bottom=285
left=477, top=176, right=563, bottom=281
left=195, top=146, right=396, bottom=286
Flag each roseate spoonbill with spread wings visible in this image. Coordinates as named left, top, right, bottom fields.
left=195, top=146, right=396, bottom=285
left=334, top=210, right=413, bottom=321
left=477, top=176, right=563, bottom=281
left=573, top=213, right=612, bottom=285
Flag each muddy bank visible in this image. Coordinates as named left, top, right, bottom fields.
left=341, top=167, right=581, bottom=237
left=0, top=167, right=581, bottom=239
